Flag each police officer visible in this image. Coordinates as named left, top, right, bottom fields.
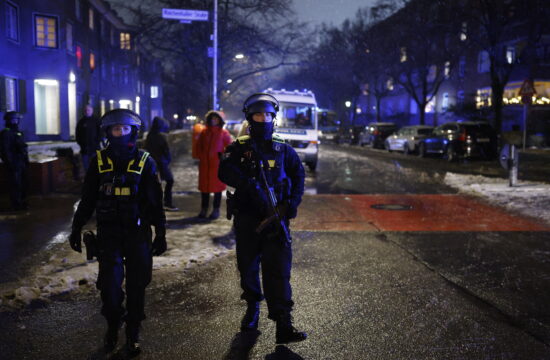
left=69, top=109, right=166, bottom=355
left=218, top=93, right=307, bottom=344
left=0, top=111, right=29, bottom=211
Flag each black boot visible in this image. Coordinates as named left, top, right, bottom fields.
left=275, top=314, right=307, bottom=344
left=240, top=302, right=260, bottom=331
left=103, top=319, right=121, bottom=352
left=208, top=207, right=220, bottom=220
left=125, top=322, right=141, bottom=356
left=197, top=207, right=208, bottom=218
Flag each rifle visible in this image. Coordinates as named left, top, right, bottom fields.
left=83, top=230, right=98, bottom=260
left=255, top=159, right=292, bottom=245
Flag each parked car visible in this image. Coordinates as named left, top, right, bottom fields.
left=384, top=125, right=434, bottom=154
left=359, top=122, right=397, bottom=149
left=318, top=109, right=341, bottom=144
left=417, top=121, right=498, bottom=162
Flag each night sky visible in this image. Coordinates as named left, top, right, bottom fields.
left=293, top=0, right=378, bottom=26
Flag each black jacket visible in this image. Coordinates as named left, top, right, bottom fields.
left=0, top=126, right=28, bottom=169
left=72, top=147, right=166, bottom=233
left=218, top=134, right=305, bottom=216
left=75, top=116, right=102, bottom=154
left=145, top=118, right=171, bottom=165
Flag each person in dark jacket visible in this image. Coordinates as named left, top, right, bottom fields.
left=75, top=105, right=102, bottom=171
left=145, top=116, right=178, bottom=211
left=218, top=93, right=307, bottom=344
left=69, top=109, right=167, bottom=355
left=0, top=111, right=29, bottom=211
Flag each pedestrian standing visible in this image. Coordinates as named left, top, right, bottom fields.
left=69, top=109, right=166, bottom=355
left=75, top=104, right=102, bottom=171
left=218, top=93, right=307, bottom=344
left=0, top=111, right=29, bottom=211
left=196, top=110, right=232, bottom=219
left=145, top=116, right=178, bottom=211
left=191, top=118, right=206, bottom=160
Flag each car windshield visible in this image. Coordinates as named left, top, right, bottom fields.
left=378, top=125, right=396, bottom=132
left=319, top=112, right=338, bottom=127
left=277, top=104, right=315, bottom=129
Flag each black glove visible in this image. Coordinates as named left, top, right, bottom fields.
left=152, top=230, right=167, bottom=256
left=277, top=200, right=298, bottom=219
left=69, top=229, right=82, bottom=253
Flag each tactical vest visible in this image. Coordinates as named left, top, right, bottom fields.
left=95, top=149, right=150, bottom=226
left=236, top=135, right=291, bottom=203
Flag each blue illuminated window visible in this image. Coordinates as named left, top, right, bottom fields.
left=6, top=1, right=19, bottom=42
left=5, top=77, right=18, bottom=111
left=34, top=14, right=58, bottom=48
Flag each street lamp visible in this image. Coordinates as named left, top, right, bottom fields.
left=234, top=53, right=244, bottom=60
left=345, top=101, right=351, bottom=108
left=226, top=79, right=233, bottom=84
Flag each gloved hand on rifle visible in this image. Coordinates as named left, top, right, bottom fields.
left=152, top=227, right=167, bottom=256
left=69, top=227, right=82, bottom=253
left=277, top=200, right=298, bottom=220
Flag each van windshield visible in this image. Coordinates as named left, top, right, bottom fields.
left=276, top=104, right=315, bottom=129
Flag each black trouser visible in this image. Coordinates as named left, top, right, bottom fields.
left=7, top=163, right=27, bottom=210
left=96, top=225, right=152, bottom=324
left=201, top=192, right=221, bottom=209
left=159, top=162, right=174, bottom=207
left=234, top=212, right=293, bottom=320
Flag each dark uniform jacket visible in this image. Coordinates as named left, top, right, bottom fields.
left=0, top=127, right=28, bottom=169
left=218, top=134, right=305, bottom=217
left=75, top=116, right=102, bottom=155
left=72, top=147, right=166, bottom=232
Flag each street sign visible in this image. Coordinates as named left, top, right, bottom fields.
left=162, top=8, right=209, bottom=21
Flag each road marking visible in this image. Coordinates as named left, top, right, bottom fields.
left=293, top=194, right=550, bottom=232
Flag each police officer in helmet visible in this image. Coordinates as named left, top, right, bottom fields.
left=219, top=93, right=307, bottom=344
left=0, top=111, right=29, bottom=211
left=69, top=109, right=166, bottom=355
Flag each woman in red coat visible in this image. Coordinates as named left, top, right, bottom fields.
left=196, top=110, right=233, bottom=219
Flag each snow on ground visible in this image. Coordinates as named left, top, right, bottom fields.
left=444, top=172, right=550, bottom=225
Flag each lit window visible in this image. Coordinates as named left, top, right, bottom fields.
left=444, top=61, right=451, bottom=79
left=35, top=15, right=58, bottom=48
left=460, top=22, right=467, bottom=41
left=120, top=32, right=131, bottom=50
left=66, top=23, right=73, bottom=52
left=506, top=46, right=516, bottom=64
left=151, top=86, right=159, bottom=98
left=386, top=78, right=394, bottom=91
left=478, top=51, right=490, bottom=73
left=88, top=8, right=94, bottom=30
left=6, top=2, right=19, bottom=42
left=441, top=93, right=449, bottom=111
left=90, top=52, right=96, bottom=71
left=76, top=45, right=82, bottom=67
left=400, top=47, right=407, bottom=63
left=5, top=77, right=17, bottom=111
left=34, top=79, right=60, bottom=135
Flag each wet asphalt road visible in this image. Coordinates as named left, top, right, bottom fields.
left=1, top=142, right=550, bottom=359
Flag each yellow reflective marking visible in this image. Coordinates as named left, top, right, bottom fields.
left=127, top=151, right=150, bottom=174
left=121, top=187, right=130, bottom=196
left=96, top=150, right=114, bottom=173
left=268, top=160, right=276, bottom=168
left=114, top=187, right=121, bottom=196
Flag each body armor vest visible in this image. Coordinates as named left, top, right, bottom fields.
left=95, top=149, right=150, bottom=226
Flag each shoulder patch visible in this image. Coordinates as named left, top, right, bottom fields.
left=237, top=135, right=250, bottom=144
left=272, top=134, right=286, bottom=144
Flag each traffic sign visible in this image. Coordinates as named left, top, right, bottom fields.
left=162, top=8, right=209, bottom=21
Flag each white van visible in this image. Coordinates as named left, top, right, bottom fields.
left=265, top=89, right=319, bottom=171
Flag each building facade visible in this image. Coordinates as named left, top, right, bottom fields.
left=0, top=0, right=163, bottom=141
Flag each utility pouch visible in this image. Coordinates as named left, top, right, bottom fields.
left=83, top=230, right=98, bottom=260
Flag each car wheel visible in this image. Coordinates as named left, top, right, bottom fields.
left=385, top=141, right=392, bottom=152
left=446, top=145, right=457, bottom=162
left=403, top=143, right=410, bottom=155
left=418, top=142, right=426, bottom=157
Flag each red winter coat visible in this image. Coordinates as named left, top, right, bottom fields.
left=197, top=125, right=232, bottom=193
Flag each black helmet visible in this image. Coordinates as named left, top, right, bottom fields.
left=4, top=111, right=22, bottom=122
left=100, top=109, right=142, bottom=130
left=242, top=93, right=279, bottom=119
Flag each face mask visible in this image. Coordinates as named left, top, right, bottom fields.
left=107, top=133, right=136, bottom=159
left=6, top=122, right=19, bottom=131
left=249, top=120, right=274, bottom=142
